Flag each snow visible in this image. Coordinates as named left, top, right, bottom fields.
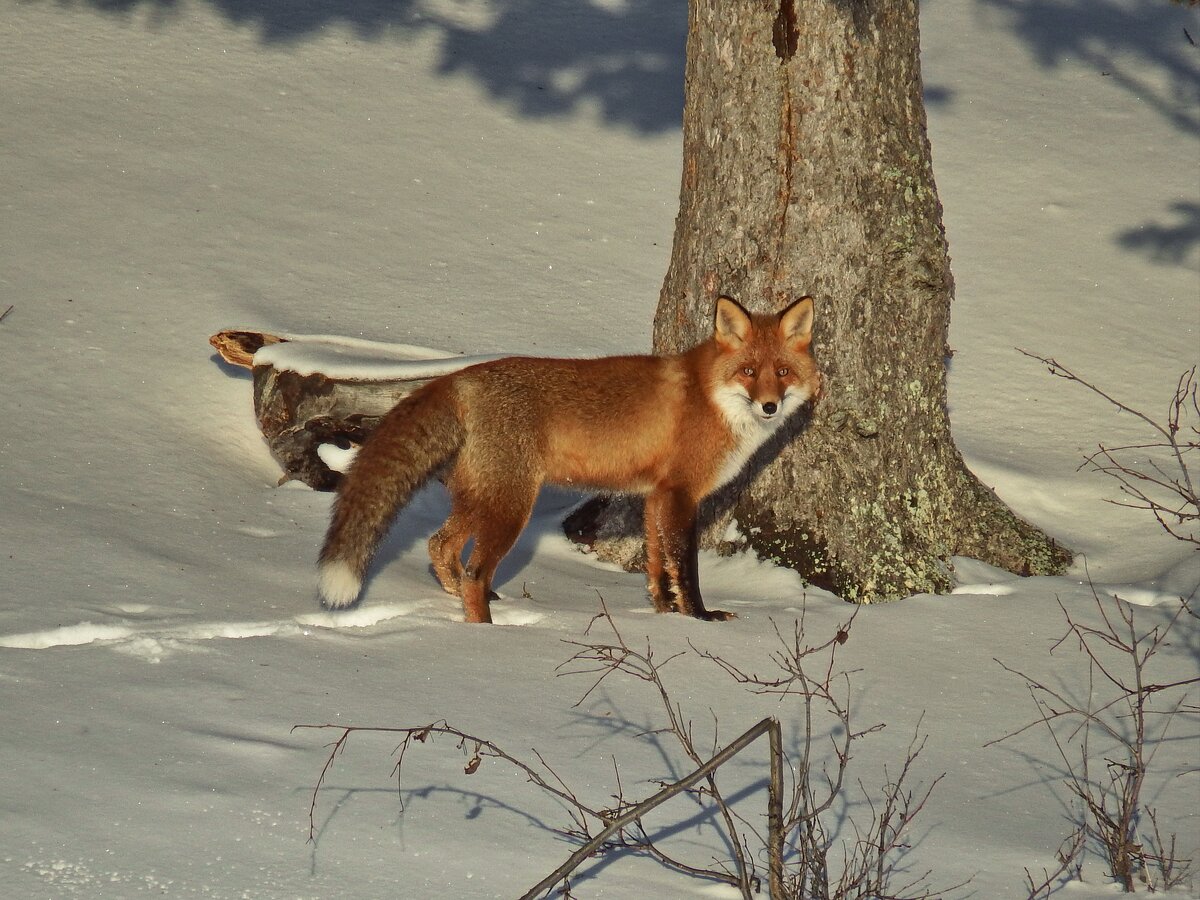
left=1, top=0, right=1197, bottom=897
left=253, top=335, right=502, bottom=380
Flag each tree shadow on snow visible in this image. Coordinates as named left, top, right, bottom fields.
left=49, top=0, right=688, bottom=135
left=977, top=0, right=1200, bottom=265
left=53, top=0, right=959, bottom=133
left=977, top=0, right=1198, bottom=137
left=1117, top=200, right=1200, bottom=267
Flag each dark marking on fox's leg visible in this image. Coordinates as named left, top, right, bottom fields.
left=675, top=519, right=735, bottom=622
left=656, top=489, right=734, bottom=622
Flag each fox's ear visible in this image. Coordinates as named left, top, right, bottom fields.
left=714, top=296, right=752, bottom=349
left=778, top=296, right=814, bottom=349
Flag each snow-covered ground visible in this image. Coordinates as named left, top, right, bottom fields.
left=2, top=0, right=1197, bottom=896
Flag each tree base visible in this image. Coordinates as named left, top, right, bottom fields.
left=564, top=466, right=1072, bottom=604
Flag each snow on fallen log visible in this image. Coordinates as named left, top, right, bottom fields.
left=209, top=329, right=502, bottom=490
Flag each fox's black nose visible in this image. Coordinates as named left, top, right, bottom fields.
left=761, top=402, right=778, bottom=416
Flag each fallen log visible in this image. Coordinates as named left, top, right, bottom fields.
left=210, top=329, right=500, bottom=490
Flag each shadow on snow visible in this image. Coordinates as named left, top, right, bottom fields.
left=978, top=0, right=1200, bottom=266
left=48, top=0, right=688, bottom=135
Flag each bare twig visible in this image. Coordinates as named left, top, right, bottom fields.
left=291, top=720, right=605, bottom=844
left=521, top=716, right=782, bottom=900
left=1018, top=351, right=1198, bottom=546
left=992, top=585, right=1197, bottom=893
left=559, top=602, right=761, bottom=896
left=1023, top=823, right=1086, bottom=899
left=297, top=599, right=958, bottom=898
left=689, top=610, right=954, bottom=899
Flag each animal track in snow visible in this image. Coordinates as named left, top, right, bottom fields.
left=0, top=598, right=546, bottom=657
left=234, top=525, right=282, bottom=538
left=0, top=602, right=424, bottom=656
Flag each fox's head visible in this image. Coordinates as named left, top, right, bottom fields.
left=710, top=295, right=821, bottom=433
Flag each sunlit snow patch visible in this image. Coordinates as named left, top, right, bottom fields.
left=1100, top=586, right=1191, bottom=608
left=0, top=622, right=135, bottom=649
left=252, top=334, right=501, bottom=380
left=0, top=603, right=428, bottom=656
left=295, top=602, right=424, bottom=629
left=489, top=606, right=545, bottom=626
left=113, top=636, right=193, bottom=663
left=1099, top=553, right=1200, bottom=607
left=697, top=883, right=748, bottom=899
left=951, top=582, right=1017, bottom=596
left=951, top=556, right=1021, bottom=596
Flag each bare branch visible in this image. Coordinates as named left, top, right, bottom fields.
left=297, top=599, right=960, bottom=898
left=520, top=717, right=780, bottom=900
left=292, top=721, right=606, bottom=844
left=992, top=586, right=1197, bottom=893
left=1019, top=352, right=1198, bottom=545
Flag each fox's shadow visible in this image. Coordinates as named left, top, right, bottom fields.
left=360, top=482, right=589, bottom=610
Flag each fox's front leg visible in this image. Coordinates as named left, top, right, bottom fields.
left=648, top=488, right=734, bottom=622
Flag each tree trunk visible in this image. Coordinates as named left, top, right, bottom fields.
left=567, top=0, right=1070, bottom=601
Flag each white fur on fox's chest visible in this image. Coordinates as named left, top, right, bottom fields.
left=710, top=385, right=790, bottom=490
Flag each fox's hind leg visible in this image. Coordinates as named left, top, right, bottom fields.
left=459, top=484, right=537, bottom=624
left=429, top=468, right=486, bottom=597
left=428, top=508, right=470, bottom=596
left=460, top=520, right=524, bottom=624
left=643, top=491, right=678, bottom=613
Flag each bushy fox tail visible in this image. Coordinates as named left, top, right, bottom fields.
left=317, top=380, right=465, bottom=608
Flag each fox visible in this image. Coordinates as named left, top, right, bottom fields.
left=317, top=295, right=820, bottom=623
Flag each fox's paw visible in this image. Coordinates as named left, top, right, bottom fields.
left=668, top=598, right=737, bottom=621
left=698, top=608, right=737, bottom=622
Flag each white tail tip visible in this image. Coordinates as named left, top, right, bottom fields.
left=318, top=559, right=362, bottom=609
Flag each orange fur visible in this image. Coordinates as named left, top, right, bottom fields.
left=318, top=296, right=820, bottom=623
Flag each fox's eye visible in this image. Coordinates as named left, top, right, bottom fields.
left=742, top=366, right=755, bottom=377
left=777, top=367, right=789, bottom=377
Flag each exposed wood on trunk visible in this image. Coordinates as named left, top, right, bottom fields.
left=209, top=329, right=288, bottom=369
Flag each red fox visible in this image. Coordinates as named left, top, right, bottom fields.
left=318, top=296, right=819, bottom=623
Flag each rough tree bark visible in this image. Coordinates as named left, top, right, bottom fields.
left=566, top=0, right=1071, bottom=601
